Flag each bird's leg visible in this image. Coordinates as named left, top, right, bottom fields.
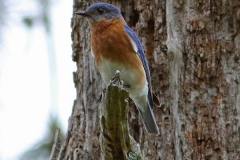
left=110, top=70, right=123, bottom=86
left=99, top=70, right=122, bottom=103
left=99, top=70, right=123, bottom=103
left=110, top=70, right=131, bottom=90
left=128, top=151, right=141, bottom=160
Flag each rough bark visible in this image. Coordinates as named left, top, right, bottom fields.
left=53, top=0, right=240, bottom=159
left=100, top=76, right=142, bottom=160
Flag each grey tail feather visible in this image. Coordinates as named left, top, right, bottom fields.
left=140, top=103, right=159, bottom=134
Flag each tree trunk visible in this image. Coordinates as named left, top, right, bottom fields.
left=99, top=77, right=142, bottom=160
left=54, top=0, right=240, bottom=159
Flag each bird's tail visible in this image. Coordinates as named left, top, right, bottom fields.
left=139, top=103, right=159, bottom=134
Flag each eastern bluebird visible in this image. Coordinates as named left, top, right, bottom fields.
left=76, top=2, right=159, bottom=134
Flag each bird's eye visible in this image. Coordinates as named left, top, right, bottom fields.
left=97, top=8, right=105, bottom=14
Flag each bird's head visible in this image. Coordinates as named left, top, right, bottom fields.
left=75, top=3, right=122, bottom=24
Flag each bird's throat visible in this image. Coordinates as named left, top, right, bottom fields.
left=91, top=20, right=116, bottom=33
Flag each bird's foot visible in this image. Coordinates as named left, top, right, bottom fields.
left=128, top=151, right=141, bottom=160
left=110, top=70, right=123, bottom=86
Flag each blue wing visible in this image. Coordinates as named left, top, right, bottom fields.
left=124, top=25, right=154, bottom=107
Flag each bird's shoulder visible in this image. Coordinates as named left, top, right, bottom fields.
left=124, top=26, right=145, bottom=57
left=124, top=25, right=150, bottom=78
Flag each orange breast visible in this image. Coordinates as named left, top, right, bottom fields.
left=91, top=19, right=146, bottom=86
left=91, top=19, right=141, bottom=69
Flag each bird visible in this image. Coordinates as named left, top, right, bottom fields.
left=75, top=2, right=159, bottom=134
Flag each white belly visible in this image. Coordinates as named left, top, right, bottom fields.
left=97, top=59, right=148, bottom=97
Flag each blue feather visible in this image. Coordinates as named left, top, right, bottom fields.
left=124, top=25, right=154, bottom=107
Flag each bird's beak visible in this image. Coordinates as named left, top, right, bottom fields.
left=75, top=11, right=94, bottom=22
left=75, top=11, right=89, bottom=17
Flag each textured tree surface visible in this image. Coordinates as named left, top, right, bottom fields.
left=55, top=0, right=240, bottom=159
left=100, top=80, right=142, bottom=160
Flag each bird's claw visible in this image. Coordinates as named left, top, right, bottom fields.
left=110, top=70, right=122, bottom=86
left=128, top=151, right=141, bottom=160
